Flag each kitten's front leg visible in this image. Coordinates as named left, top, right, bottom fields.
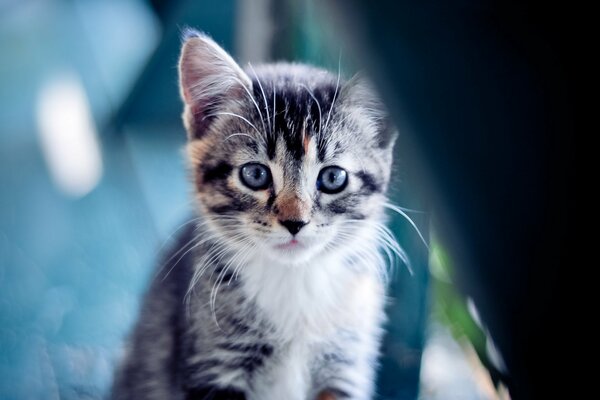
left=312, top=344, right=378, bottom=400
left=182, top=335, right=275, bottom=400
left=182, top=348, right=266, bottom=400
left=313, top=309, right=383, bottom=400
left=312, top=273, right=385, bottom=400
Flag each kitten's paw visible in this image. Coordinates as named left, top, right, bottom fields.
left=316, top=389, right=349, bottom=400
left=316, top=391, right=336, bottom=400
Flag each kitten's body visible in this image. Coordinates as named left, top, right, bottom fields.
left=113, top=222, right=384, bottom=400
left=112, top=32, right=398, bottom=400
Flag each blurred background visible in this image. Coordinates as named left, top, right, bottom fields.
left=0, top=0, right=574, bottom=399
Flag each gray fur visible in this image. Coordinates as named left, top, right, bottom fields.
left=112, top=31, right=398, bottom=400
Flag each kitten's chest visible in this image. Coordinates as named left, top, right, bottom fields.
left=240, top=256, right=383, bottom=341
left=242, top=260, right=383, bottom=400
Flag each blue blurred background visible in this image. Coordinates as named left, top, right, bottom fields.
left=0, top=1, right=511, bottom=399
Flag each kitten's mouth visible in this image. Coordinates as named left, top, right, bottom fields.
left=274, top=238, right=302, bottom=250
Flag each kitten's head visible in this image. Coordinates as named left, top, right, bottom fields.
left=179, top=31, right=396, bottom=265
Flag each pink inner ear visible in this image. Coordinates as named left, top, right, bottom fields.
left=178, top=36, right=252, bottom=138
left=180, top=55, right=212, bottom=107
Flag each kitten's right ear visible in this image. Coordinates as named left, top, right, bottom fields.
left=178, top=30, right=251, bottom=139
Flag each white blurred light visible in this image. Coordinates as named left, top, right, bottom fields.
left=466, top=297, right=482, bottom=328
left=486, top=334, right=507, bottom=374
left=466, top=297, right=508, bottom=374
left=36, top=73, right=103, bottom=197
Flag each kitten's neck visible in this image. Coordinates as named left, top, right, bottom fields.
left=239, top=239, right=384, bottom=341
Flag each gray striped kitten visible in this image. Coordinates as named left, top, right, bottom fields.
left=112, top=30, right=400, bottom=400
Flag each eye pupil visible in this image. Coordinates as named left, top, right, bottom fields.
left=327, top=171, right=336, bottom=183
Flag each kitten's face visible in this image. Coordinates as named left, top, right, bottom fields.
left=179, top=33, right=395, bottom=265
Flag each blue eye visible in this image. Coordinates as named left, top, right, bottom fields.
left=240, top=163, right=271, bottom=190
left=317, top=166, right=348, bottom=194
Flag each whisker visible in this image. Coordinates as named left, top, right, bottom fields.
left=186, top=231, right=249, bottom=294
left=225, top=132, right=256, bottom=142
left=175, top=226, right=244, bottom=290
left=248, top=63, right=271, bottom=135
left=161, top=232, right=222, bottom=282
left=152, top=217, right=203, bottom=279
left=298, top=83, right=323, bottom=135
left=189, top=233, right=244, bottom=283
left=337, top=218, right=412, bottom=276
left=385, top=203, right=426, bottom=214
left=383, top=202, right=429, bottom=249
left=272, top=84, right=276, bottom=138
left=155, top=217, right=234, bottom=279
left=230, top=75, right=267, bottom=136
left=209, top=241, right=253, bottom=327
left=156, top=217, right=201, bottom=252
left=352, top=153, right=368, bottom=174
left=231, top=238, right=260, bottom=282
left=207, top=111, right=261, bottom=137
left=210, top=241, right=250, bottom=305
left=324, top=51, right=342, bottom=132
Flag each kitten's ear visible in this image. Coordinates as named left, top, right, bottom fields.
left=342, top=74, right=397, bottom=149
left=178, top=30, right=251, bottom=139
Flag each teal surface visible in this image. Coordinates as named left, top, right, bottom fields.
left=0, top=1, right=193, bottom=397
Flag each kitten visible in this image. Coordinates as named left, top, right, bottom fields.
left=111, top=30, right=399, bottom=400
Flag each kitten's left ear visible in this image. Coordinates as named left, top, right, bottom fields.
left=342, top=74, right=397, bottom=149
left=178, top=30, right=252, bottom=139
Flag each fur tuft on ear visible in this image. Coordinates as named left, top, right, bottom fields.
left=181, top=27, right=202, bottom=42
left=178, top=31, right=251, bottom=139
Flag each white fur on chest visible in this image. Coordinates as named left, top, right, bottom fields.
left=241, top=252, right=380, bottom=340
left=240, top=252, right=385, bottom=400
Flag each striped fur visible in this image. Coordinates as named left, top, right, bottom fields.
left=112, top=31, right=397, bottom=400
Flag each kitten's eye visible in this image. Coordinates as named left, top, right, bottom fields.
left=240, top=163, right=271, bottom=190
left=317, top=166, right=348, bottom=194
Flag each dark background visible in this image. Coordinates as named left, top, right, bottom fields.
left=327, top=1, right=576, bottom=398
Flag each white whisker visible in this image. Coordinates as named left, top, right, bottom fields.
left=209, top=241, right=253, bottom=328
left=225, top=132, right=256, bottom=142
left=298, top=83, right=322, bottom=134
left=230, top=75, right=267, bottom=136
left=272, top=84, right=276, bottom=138
left=248, top=63, right=271, bottom=135
left=383, top=202, right=429, bottom=249
left=324, top=52, right=342, bottom=132
left=152, top=218, right=203, bottom=279
left=207, top=111, right=261, bottom=137
left=337, top=218, right=412, bottom=276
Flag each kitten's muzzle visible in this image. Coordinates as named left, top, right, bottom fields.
left=279, top=219, right=309, bottom=235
